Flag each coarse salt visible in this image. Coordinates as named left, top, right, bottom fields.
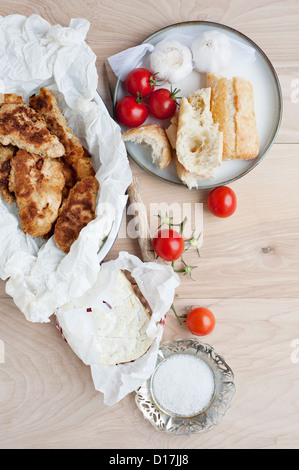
left=151, top=353, right=215, bottom=417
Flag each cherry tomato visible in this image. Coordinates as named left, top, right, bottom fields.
left=148, top=88, right=181, bottom=120
left=152, top=229, right=185, bottom=262
left=126, top=68, right=156, bottom=97
left=207, top=186, right=237, bottom=218
left=186, top=307, right=216, bottom=336
left=115, top=95, right=148, bottom=128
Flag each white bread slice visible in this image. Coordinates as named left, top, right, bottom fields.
left=122, top=123, right=172, bottom=169
left=175, top=88, right=223, bottom=175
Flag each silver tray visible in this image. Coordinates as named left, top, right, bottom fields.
left=135, top=338, right=236, bottom=436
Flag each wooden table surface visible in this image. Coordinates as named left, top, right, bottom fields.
left=0, top=0, right=299, bottom=450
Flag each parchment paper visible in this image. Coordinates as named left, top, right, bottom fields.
left=0, top=15, right=181, bottom=404
left=0, top=14, right=132, bottom=322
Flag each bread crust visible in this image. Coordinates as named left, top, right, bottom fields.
left=207, top=73, right=259, bottom=160
left=207, top=74, right=236, bottom=160
left=165, top=113, right=178, bottom=149
left=122, top=124, right=172, bottom=169
left=234, top=77, right=259, bottom=160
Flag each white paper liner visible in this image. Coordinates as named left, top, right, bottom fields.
left=0, top=14, right=132, bottom=323
left=108, top=43, right=155, bottom=82
left=56, top=251, right=180, bottom=405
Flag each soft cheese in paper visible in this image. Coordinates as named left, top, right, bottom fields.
left=56, top=252, right=180, bottom=406
left=0, top=14, right=132, bottom=322
left=94, top=271, right=154, bottom=366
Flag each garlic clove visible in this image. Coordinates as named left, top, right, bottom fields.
left=191, top=30, right=233, bottom=73
left=149, top=40, right=193, bottom=84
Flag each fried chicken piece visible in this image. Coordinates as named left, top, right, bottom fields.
left=59, top=159, right=77, bottom=200
left=0, top=103, right=65, bottom=158
left=9, top=150, right=65, bottom=237
left=54, top=176, right=99, bottom=254
left=0, top=93, right=24, bottom=106
left=29, top=88, right=95, bottom=182
left=65, top=145, right=95, bottom=181
left=0, top=143, right=17, bottom=204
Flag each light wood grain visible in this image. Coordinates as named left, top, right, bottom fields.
left=0, top=0, right=299, bottom=450
left=107, top=144, right=299, bottom=299
left=1, top=298, right=298, bottom=449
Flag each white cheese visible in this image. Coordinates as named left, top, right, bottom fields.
left=93, top=271, right=153, bottom=366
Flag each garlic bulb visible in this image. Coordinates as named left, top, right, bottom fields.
left=149, top=40, right=193, bottom=84
left=191, top=30, right=233, bottom=73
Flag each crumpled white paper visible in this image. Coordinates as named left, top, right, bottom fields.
left=108, top=43, right=155, bottom=82
left=56, top=251, right=180, bottom=405
left=0, top=14, right=133, bottom=322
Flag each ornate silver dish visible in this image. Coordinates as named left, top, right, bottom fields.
left=135, top=338, right=236, bottom=436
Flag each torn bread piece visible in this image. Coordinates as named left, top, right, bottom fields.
left=207, top=73, right=259, bottom=160
left=175, top=156, right=214, bottom=188
left=29, top=88, right=95, bottom=182
left=166, top=104, right=216, bottom=187
left=122, top=123, right=172, bottom=170
left=9, top=150, right=65, bottom=237
left=175, top=88, right=223, bottom=175
left=54, top=176, right=99, bottom=254
left=165, top=112, right=179, bottom=150
left=93, top=269, right=154, bottom=366
left=0, top=103, right=65, bottom=158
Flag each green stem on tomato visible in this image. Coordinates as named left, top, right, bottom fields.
left=170, top=87, right=182, bottom=105
left=170, top=303, right=182, bottom=325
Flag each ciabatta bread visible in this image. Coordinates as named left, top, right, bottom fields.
left=174, top=156, right=214, bottom=188
left=122, top=124, right=172, bottom=170
left=165, top=113, right=178, bottom=150
left=166, top=109, right=216, bottom=188
left=207, top=73, right=259, bottom=160
left=175, top=88, right=223, bottom=175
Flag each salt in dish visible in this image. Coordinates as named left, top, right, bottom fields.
left=151, top=353, right=215, bottom=417
left=135, top=339, right=236, bottom=436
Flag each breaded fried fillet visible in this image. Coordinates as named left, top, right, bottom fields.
left=54, top=176, right=99, bottom=253
left=59, top=159, right=77, bottom=200
left=0, top=93, right=24, bottom=105
left=9, top=150, right=65, bottom=237
left=0, top=143, right=17, bottom=204
left=65, top=145, right=95, bottom=181
left=29, top=88, right=95, bottom=181
left=0, top=103, right=65, bottom=158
